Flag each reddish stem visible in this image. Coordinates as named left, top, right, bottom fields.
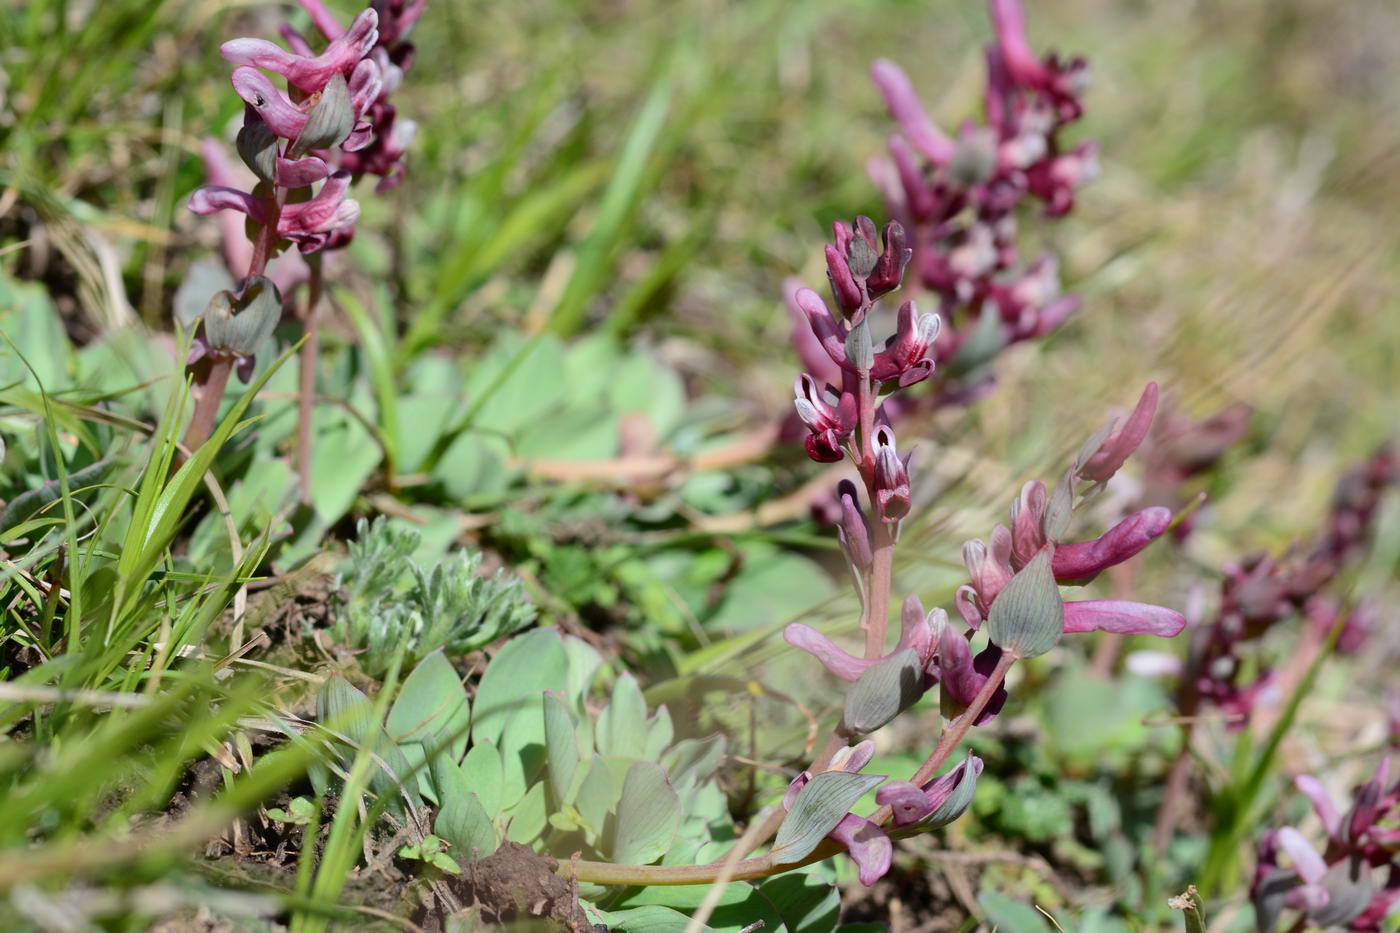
left=183, top=355, right=235, bottom=453
left=906, top=650, right=1015, bottom=788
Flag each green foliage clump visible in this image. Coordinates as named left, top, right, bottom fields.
left=331, top=517, right=537, bottom=676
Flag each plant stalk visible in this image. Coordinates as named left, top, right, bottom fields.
left=907, top=651, right=1014, bottom=787
left=183, top=355, right=235, bottom=453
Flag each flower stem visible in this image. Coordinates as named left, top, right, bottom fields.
left=247, top=192, right=284, bottom=278
left=563, top=839, right=842, bottom=886
left=297, top=255, right=324, bottom=503
left=183, top=355, right=235, bottom=453
left=907, top=651, right=1014, bottom=787
left=854, top=370, right=892, bottom=658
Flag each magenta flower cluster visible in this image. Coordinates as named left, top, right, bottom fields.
left=788, top=382, right=1186, bottom=729
left=1254, top=756, right=1400, bottom=931
left=189, top=0, right=422, bottom=257
left=1173, top=444, right=1397, bottom=727
left=866, top=0, right=1093, bottom=379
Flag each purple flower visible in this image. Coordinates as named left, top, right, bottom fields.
left=872, top=426, right=912, bottom=522
left=872, top=301, right=940, bottom=387
left=1254, top=761, right=1400, bottom=931
left=864, top=0, right=1095, bottom=412
left=190, top=170, right=361, bottom=253
left=953, top=386, right=1183, bottom=639
left=876, top=751, right=984, bottom=827
left=1079, top=382, right=1159, bottom=485
left=221, top=9, right=379, bottom=93
left=784, top=598, right=944, bottom=683
left=792, top=372, right=858, bottom=463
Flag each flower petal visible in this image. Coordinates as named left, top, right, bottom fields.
left=828, top=814, right=892, bottom=886
left=1052, top=507, right=1172, bottom=583
left=1062, top=600, right=1186, bottom=637
left=1294, top=776, right=1342, bottom=839
left=870, top=59, right=954, bottom=164
left=784, top=623, right=872, bottom=683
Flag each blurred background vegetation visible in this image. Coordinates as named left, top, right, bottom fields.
left=1, top=0, right=1398, bottom=928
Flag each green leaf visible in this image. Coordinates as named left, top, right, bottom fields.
left=317, top=676, right=421, bottom=812
left=606, top=906, right=713, bottom=933
left=977, top=892, right=1048, bottom=933
left=596, top=671, right=648, bottom=759
left=563, top=636, right=604, bottom=711
left=611, top=762, right=681, bottom=865
left=386, top=650, right=470, bottom=761
left=772, top=771, right=885, bottom=866
left=433, top=757, right=498, bottom=863
left=575, top=754, right=618, bottom=841
left=840, top=648, right=923, bottom=736
left=505, top=780, right=549, bottom=845
left=544, top=691, right=583, bottom=804
left=660, top=734, right=726, bottom=794
left=758, top=872, right=840, bottom=933
left=607, top=352, right=685, bottom=438
left=986, top=548, right=1063, bottom=659
left=460, top=739, right=504, bottom=818
left=472, top=628, right=569, bottom=747
left=308, top=408, right=381, bottom=524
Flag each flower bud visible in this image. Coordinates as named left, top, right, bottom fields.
left=872, top=426, right=911, bottom=522
left=865, top=221, right=911, bottom=298
left=837, top=480, right=873, bottom=571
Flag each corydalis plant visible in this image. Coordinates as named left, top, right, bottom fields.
left=184, top=0, right=422, bottom=489
left=866, top=0, right=1092, bottom=396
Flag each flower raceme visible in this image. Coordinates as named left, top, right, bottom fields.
left=865, top=0, right=1093, bottom=396
left=1253, top=759, right=1400, bottom=931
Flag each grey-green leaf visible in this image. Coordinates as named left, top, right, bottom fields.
left=844, top=319, right=875, bottom=372
left=544, top=692, right=583, bottom=804
left=611, top=762, right=681, bottom=865
left=575, top=754, right=618, bottom=841
left=434, top=758, right=498, bottom=863
left=772, top=771, right=885, bottom=866
left=472, top=628, right=569, bottom=747
left=460, top=739, right=504, bottom=817
left=985, top=548, right=1063, bottom=659
left=236, top=119, right=279, bottom=185
left=386, top=650, right=470, bottom=761
left=923, top=752, right=982, bottom=828
left=840, top=648, right=924, bottom=736
left=596, top=671, right=647, bottom=759
left=203, top=276, right=281, bottom=357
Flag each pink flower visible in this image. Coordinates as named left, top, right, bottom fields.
left=190, top=170, right=360, bottom=254
left=784, top=597, right=943, bottom=683
left=1080, top=382, right=1159, bottom=485
left=221, top=9, right=379, bottom=93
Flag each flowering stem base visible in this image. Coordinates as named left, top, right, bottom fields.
left=183, top=355, right=235, bottom=454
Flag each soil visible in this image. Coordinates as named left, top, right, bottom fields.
left=417, top=842, right=592, bottom=932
